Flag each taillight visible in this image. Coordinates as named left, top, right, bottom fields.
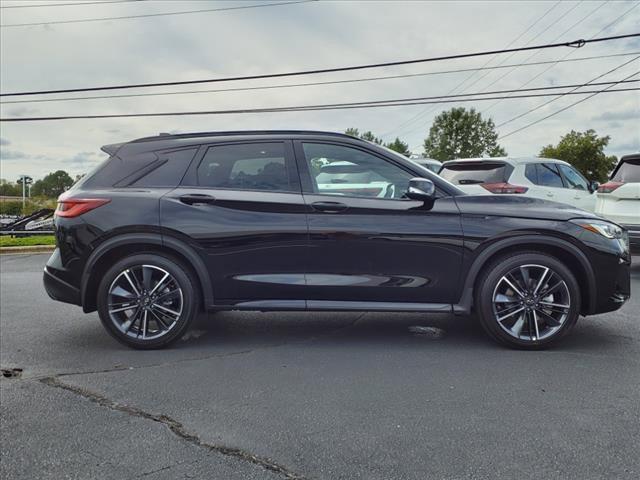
left=481, top=182, right=529, bottom=194
left=597, top=181, right=624, bottom=193
left=55, top=196, right=110, bottom=218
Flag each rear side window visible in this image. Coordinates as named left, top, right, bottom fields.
left=439, top=163, right=507, bottom=185
left=197, top=142, right=292, bottom=192
left=536, top=163, right=564, bottom=187
left=132, top=148, right=197, bottom=187
left=611, top=158, right=640, bottom=182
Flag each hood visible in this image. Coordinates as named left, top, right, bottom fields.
left=454, top=194, right=600, bottom=222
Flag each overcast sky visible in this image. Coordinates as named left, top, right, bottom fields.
left=1, top=0, right=639, bottom=181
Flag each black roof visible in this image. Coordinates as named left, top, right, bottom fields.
left=130, top=130, right=358, bottom=143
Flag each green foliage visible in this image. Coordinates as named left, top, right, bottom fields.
left=0, top=179, right=21, bottom=196
left=30, top=170, right=74, bottom=198
left=539, top=129, right=617, bottom=183
left=423, top=107, right=507, bottom=161
left=385, top=137, right=411, bottom=157
left=344, top=128, right=410, bottom=155
left=0, top=235, right=56, bottom=247
left=0, top=197, right=56, bottom=215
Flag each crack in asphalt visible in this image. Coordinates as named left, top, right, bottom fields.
left=39, top=376, right=308, bottom=480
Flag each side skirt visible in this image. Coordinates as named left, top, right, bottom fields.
left=209, top=300, right=453, bottom=313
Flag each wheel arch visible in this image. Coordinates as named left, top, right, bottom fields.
left=81, top=233, right=213, bottom=313
left=454, top=235, right=596, bottom=316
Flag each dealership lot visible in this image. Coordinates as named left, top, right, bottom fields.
left=1, top=253, right=639, bottom=479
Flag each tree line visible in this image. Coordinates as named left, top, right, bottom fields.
left=345, top=106, right=619, bottom=183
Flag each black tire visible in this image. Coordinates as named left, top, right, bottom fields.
left=97, top=253, right=199, bottom=349
left=475, top=251, right=581, bottom=349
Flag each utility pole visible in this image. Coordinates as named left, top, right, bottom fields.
left=18, top=175, right=33, bottom=214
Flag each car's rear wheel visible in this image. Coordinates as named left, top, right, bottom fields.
left=97, top=253, right=199, bottom=349
left=476, top=252, right=581, bottom=349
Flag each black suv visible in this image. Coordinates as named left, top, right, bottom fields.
left=43, top=131, right=631, bottom=349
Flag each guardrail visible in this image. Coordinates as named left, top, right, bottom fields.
left=0, top=231, right=55, bottom=235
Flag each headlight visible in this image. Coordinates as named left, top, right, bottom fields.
left=571, top=219, right=624, bottom=239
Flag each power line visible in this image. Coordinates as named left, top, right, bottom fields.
left=379, top=0, right=564, bottom=138
left=0, top=0, right=316, bottom=27
left=1, top=84, right=636, bottom=122
left=3, top=33, right=637, bottom=97
left=3, top=51, right=637, bottom=106
left=499, top=70, right=640, bottom=139
left=497, top=55, right=640, bottom=128
left=481, top=0, right=638, bottom=114
left=0, top=0, right=147, bottom=8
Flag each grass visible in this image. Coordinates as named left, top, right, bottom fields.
left=0, top=235, right=56, bottom=247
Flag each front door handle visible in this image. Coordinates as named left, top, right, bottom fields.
left=311, top=201, right=348, bottom=213
left=179, top=193, right=216, bottom=205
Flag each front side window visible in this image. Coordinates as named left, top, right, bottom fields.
left=536, top=163, right=564, bottom=188
left=558, top=164, right=588, bottom=190
left=302, top=143, right=412, bottom=198
left=197, top=143, right=291, bottom=192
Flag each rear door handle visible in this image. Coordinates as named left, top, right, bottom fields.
left=179, top=193, right=216, bottom=205
left=311, top=201, right=348, bottom=213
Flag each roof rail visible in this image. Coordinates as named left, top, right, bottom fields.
left=130, top=130, right=359, bottom=143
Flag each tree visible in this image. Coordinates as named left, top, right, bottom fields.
left=344, top=128, right=383, bottom=145
left=0, top=179, right=20, bottom=196
left=539, top=129, right=617, bottom=183
left=423, top=107, right=507, bottom=161
left=30, top=170, right=74, bottom=198
left=385, top=137, right=411, bottom=157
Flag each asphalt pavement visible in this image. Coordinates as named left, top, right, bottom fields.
left=1, top=253, right=639, bottom=479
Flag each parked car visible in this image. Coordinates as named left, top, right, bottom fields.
left=596, top=153, right=640, bottom=253
left=43, top=131, right=630, bottom=350
left=409, top=156, right=442, bottom=174
left=439, top=157, right=598, bottom=211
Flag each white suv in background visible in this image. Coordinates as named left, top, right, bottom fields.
left=439, top=156, right=598, bottom=211
left=596, top=153, right=640, bottom=253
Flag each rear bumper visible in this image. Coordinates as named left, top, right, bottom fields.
left=43, top=267, right=81, bottom=306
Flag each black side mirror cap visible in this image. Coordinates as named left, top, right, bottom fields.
left=406, top=177, right=436, bottom=201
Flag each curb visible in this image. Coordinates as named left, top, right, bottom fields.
left=0, top=245, right=56, bottom=254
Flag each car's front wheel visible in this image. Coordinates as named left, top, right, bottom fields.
left=97, top=253, right=199, bottom=349
left=476, top=252, right=581, bottom=349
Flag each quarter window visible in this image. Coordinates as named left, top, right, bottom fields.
left=558, top=164, right=588, bottom=190
left=302, top=143, right=412, bottom=199
left=197, top=143, right=292, bottom=192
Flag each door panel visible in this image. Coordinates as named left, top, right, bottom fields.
left=295, top=140, right=463, bottom=304
left=160, top=140, right=308, bottom=304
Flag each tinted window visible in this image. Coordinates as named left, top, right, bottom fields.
left=612, top=158, right=640, bottom=182
left=439, top=163, right=507, bottom=185
left=83, top=152, right=157, bottom=188
left=197, top=143, right=291, bottom=192
left=302, top=143, right=412, bottom=198
left=132, top=148, right=197, bottom=187
left=558, top=164, right=588, bottom=190
left=537, top=163, right=564, bottom=188
left=525, top=164, right=538, bottom=184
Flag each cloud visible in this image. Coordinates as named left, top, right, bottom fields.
left=63, top=151, right=103, bottom=167
left=0, top=138, right=10, bottom=146
left=593, top=108, right=640, bottom=122
left=0, top=149, right=29, bottom=160
left=5, top=106, right=40, bottom=117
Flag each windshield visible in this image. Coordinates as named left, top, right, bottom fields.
left=611, top=158, right=640, bottom=183
left=440, top=162, right=507, bottom=184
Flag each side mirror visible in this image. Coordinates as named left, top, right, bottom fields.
left=588, top=181, right=600, bottom=193
left=406, top=177, right=435, bottom=201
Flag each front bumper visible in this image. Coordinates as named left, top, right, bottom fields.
left=621, top=224, right=640, bottom=254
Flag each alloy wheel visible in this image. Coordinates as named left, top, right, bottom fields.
left=491, top=264, right=571, bottom=342
left=107, top=264, right=183, bottom=340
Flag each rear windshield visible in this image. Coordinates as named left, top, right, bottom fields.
left=439, top=163, right=507, bottom=184
left=611, top=158, right=640, bottom=183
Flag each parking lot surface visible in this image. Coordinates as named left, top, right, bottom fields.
left=1, top=253, right=639, bottom=479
